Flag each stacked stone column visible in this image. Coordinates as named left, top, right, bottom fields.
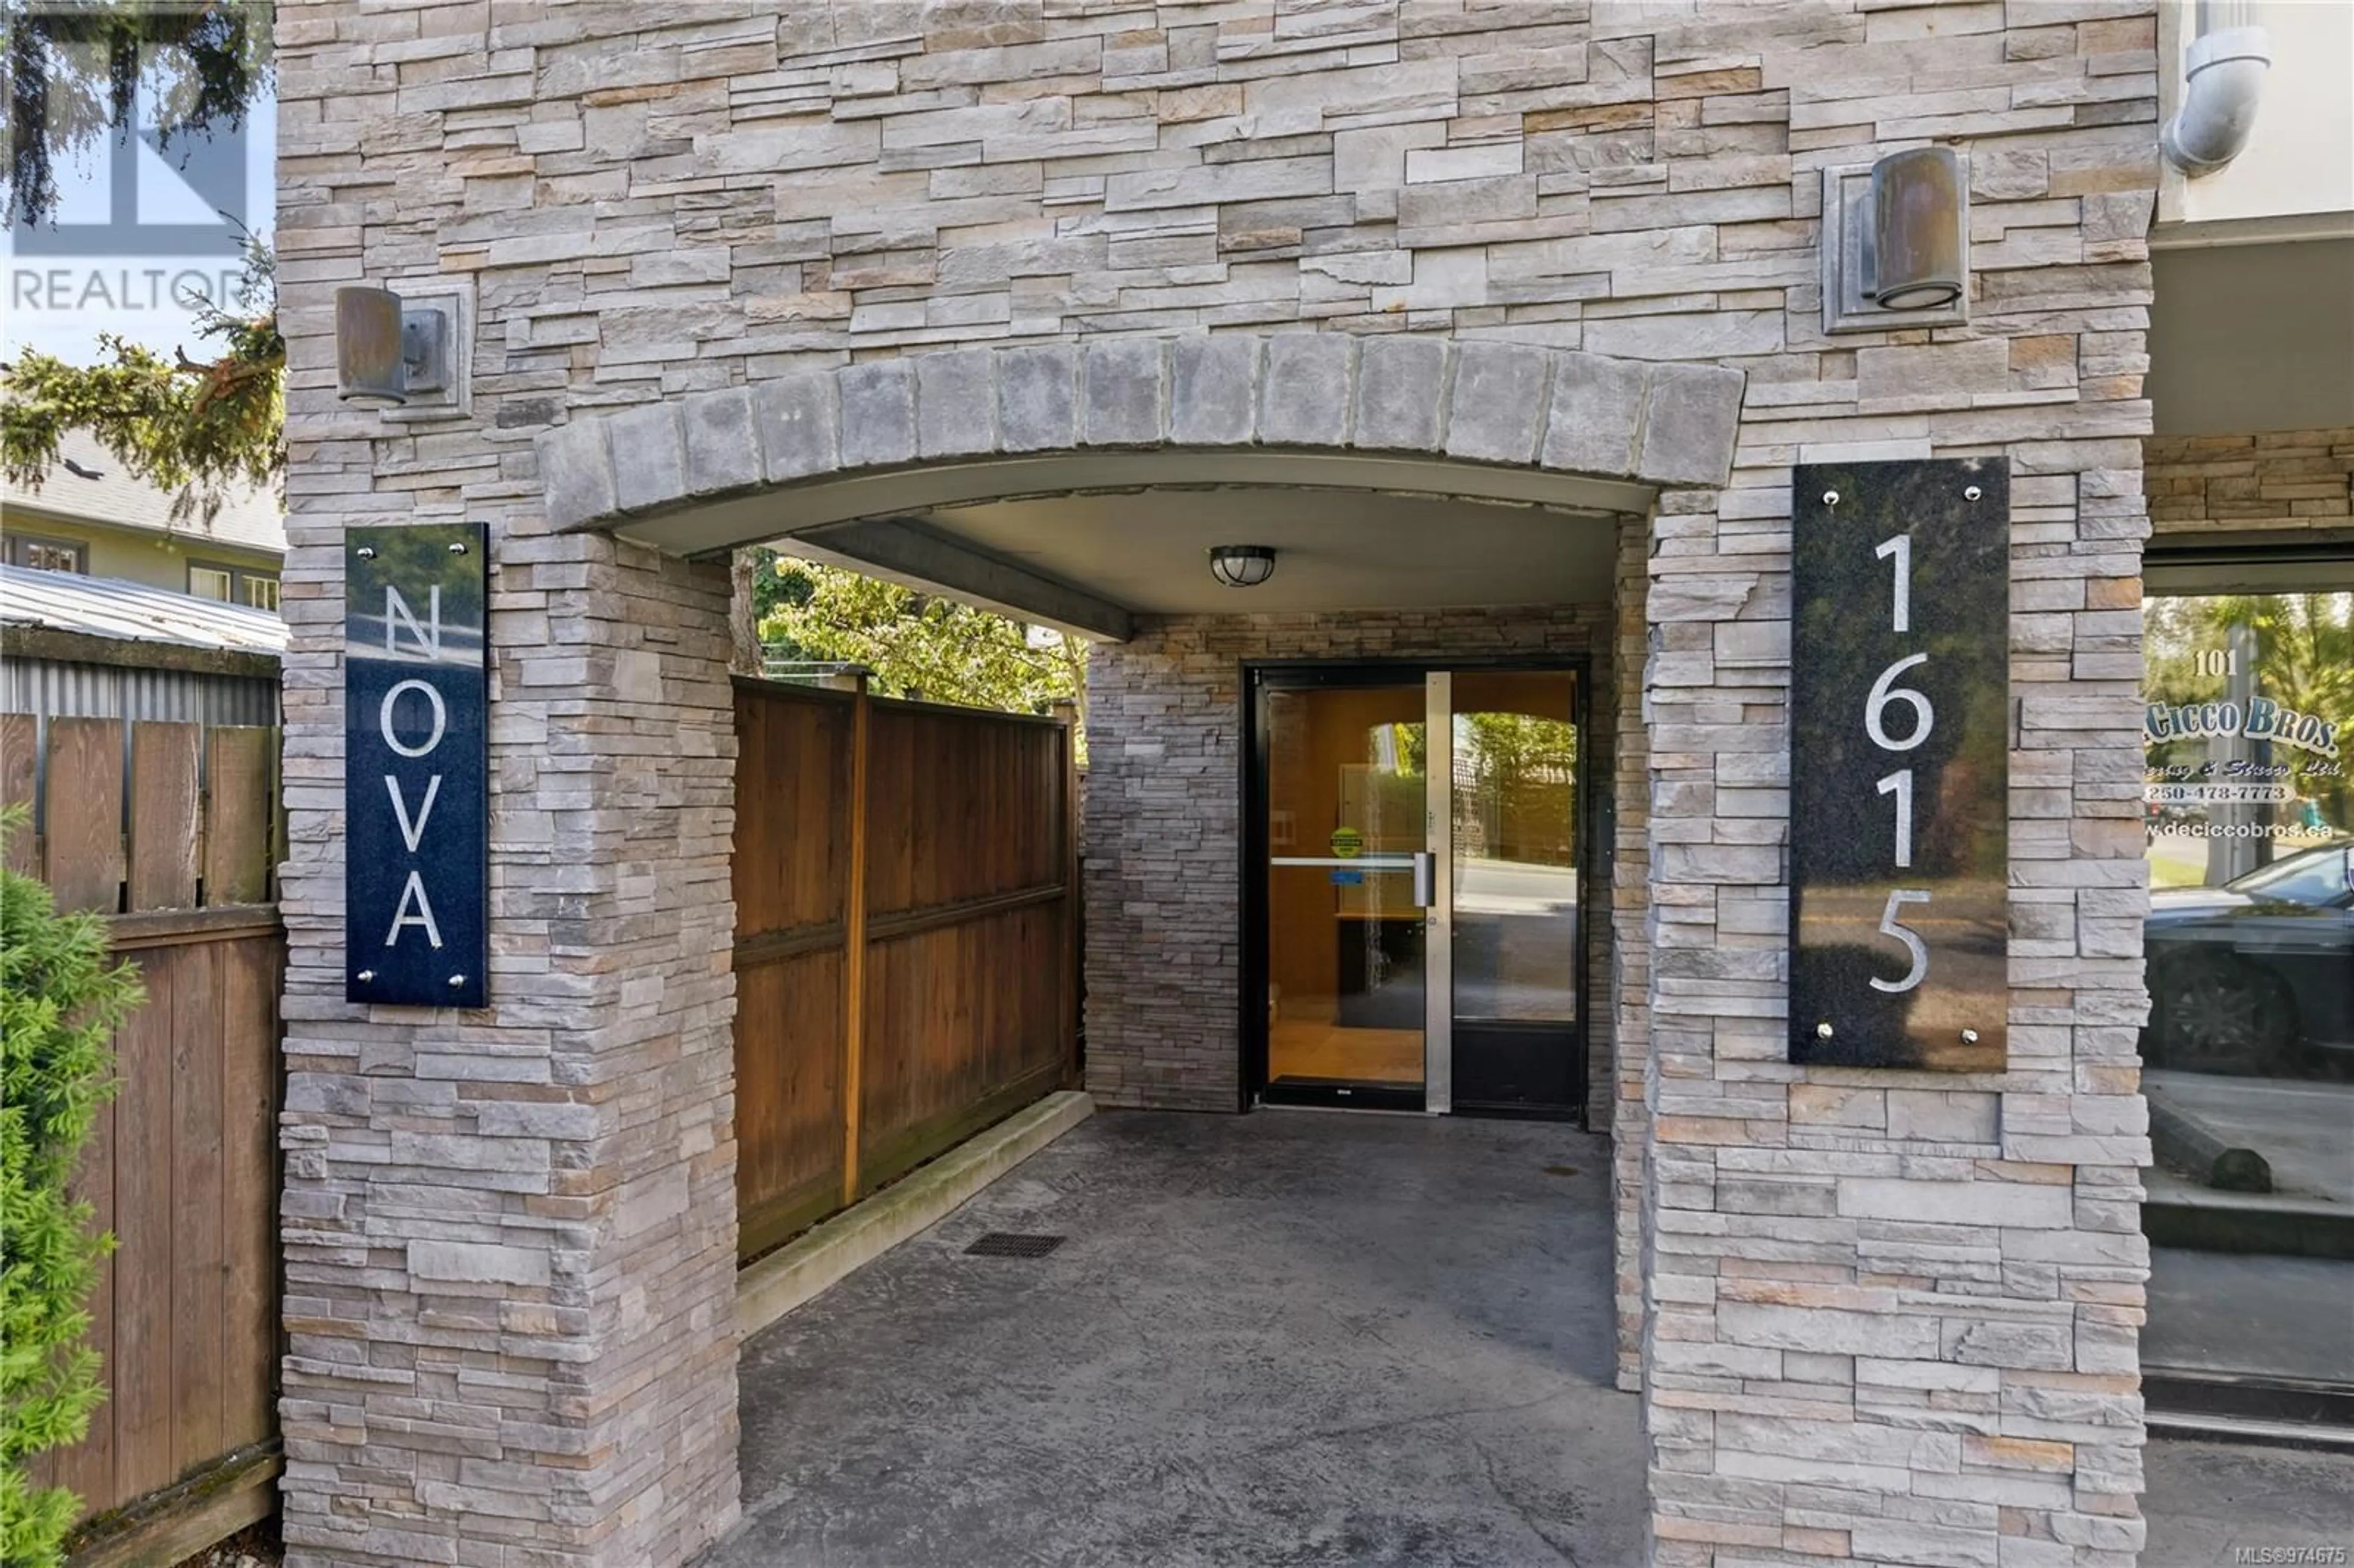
left=276, top=511, right=742, bottom=1564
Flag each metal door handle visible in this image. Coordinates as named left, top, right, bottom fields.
left=1411, top=851, right=1434, bottom=908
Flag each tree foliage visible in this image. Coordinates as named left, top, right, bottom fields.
left=2146, top=592, right=2354, bottom=826
left=1460, top=712, right=1577, bottom=783
left=2, top=0, right=272, bottom=233
left=0, top=808, right=140, bottom=1567
left=1, top=234, right=281, bottom=522
left=758, top=557, right=1087, bottom=726
left=2, top=2, right=279, bottom=521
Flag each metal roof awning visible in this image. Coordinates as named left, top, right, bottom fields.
left=0, top=563, right=288, bottom=671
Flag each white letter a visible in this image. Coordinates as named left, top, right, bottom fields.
left=385, top=871, right=444, bottom=950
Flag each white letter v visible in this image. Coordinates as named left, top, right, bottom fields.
left=386, top=774, right=442, bottom=854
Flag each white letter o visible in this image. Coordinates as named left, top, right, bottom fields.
left=380, top=679, right=448, bottom=759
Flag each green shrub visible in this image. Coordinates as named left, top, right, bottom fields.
left=1, top=805, right=141, bottom=1567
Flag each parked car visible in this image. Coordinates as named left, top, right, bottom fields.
left=2144, top=839, right=2354, bottom=1074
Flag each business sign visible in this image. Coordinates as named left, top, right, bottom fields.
left=346, top=524, right=488, bottom=1008
left=2145, top=698, right=2339, bottom=758
left=1789, top=459, right=2007, bottom=1071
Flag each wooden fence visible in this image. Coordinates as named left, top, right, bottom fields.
left=4, top=713, right=285, bottom=1567
left=733, top=677, right=1080, bottom=1260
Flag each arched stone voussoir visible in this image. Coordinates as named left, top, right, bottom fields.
left=532, top=333, right=1746, bottom=535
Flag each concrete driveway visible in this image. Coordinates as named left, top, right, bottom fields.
left=711, top=1109, right=1642, bottom=1568
left=706, top=1106, right=2354, bottom=1567
left=2144, top=1437, right=2354, bottom=1564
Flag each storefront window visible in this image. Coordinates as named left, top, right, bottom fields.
left=2140, top=587, right=2354, bottom=1413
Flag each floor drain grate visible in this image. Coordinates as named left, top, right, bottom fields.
left=963, top=1231, right=1066, bottom=1258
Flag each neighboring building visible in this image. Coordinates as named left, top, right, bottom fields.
left=0, top=561, right=284, bottom=726
left=0, top=428, right=284, bottom=608
left=270, top=3, right=2350, bottom=1567
left=2136, top=0, right=2354, bottom=1437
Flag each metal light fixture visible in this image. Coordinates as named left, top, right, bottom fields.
left=336, top=285, right=455, bottom=409
left=337, top=286, right=407, bottom=407
left=1868, top=147, right=1966, bottom=311
left=1207, top=544, right=1276, bottom=588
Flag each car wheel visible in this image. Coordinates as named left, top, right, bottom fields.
left=2149, top=955, right=2296, bottom=1074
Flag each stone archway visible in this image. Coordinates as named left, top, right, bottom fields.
left=514, top=331, right=1745, bottom=1558
left=553, top=327, right=1741, bottom=1386
left=530, top=334, right=1745, bottom=553
left=277, top=330, right=1744, bottom=1568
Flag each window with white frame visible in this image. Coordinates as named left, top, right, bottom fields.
left=189, top=561, right=281, bottom=611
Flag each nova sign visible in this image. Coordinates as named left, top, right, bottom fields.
left=346, top=524, right=488, bottom=1007
left=1789, top=459, right=2009, bottom=1071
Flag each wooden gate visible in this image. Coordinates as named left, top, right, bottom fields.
left=731, top=678, right=1079, bottom=1260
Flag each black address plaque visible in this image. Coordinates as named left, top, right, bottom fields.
left=1789, top=459, right=2007, bottom=1071
left=346, top=523, right=488, bottom=1008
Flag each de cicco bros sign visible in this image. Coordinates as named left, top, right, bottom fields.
left=346, top=523, right=488, bottom=1008
left=1788, top=459, right=2009, bottom=1073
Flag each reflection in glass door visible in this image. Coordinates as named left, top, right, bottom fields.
left=1261, top=679, right=1431, bottom=1108
left=1445, top=670, right=1582, bottom=1111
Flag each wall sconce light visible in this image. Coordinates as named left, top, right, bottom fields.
left=1869, top=147, right=1967, bottom=311
left=1819, top=150, right=1970, bottom=335
left=337, top=285, right=457, bottom=411
left=1207, top=545, right=1276, bottom=588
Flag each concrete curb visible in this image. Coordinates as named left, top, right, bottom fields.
left=736, top=1090, right=1095, bottom=1339
left=2143, top=1184, right=2354, bottom=1259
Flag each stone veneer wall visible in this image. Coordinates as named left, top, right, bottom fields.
left=1611, top=512, right=1652, bottom=1390
left=1083, top=598, right=1618, bottom=1114
left=1631, top=7, right=2158, bottom=1564
left=276, top=1, right=2160, bottom=1562
left=2144, top=427, right=2354, bottom=538
left=275, top=530, right=742, bottom=1566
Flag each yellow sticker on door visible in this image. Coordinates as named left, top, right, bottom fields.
left=1329, top=826, right=1363, bottom=859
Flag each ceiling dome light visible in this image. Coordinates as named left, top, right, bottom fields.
left=1207, top=544, right=1276, bottom=588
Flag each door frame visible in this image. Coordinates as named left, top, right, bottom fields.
left=1238, top=654, right=1594, bottom=1121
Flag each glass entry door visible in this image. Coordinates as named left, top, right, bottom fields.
left=1442, top=670, right=1582, bottom=1112
left=1260, top=676, right=1433, bottom=1109
left=1252, top=665, right=1586, bottom=1116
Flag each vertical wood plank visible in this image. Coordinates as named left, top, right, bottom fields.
left=219, top=935, right=279, bottom=1448
left=46, top=717, right=124, bottom=912
left=111, top=943, right=176, bottom=1501
left=840, top=678, right=872, bottom=1208
left=129, top=722, right=203, bottom=911
left=39, top=1064, right=118, bottom=1518
left=0, top=712, right=37, bottom=876
left=203, top=728, right=274, bottom=905
left=170, top=938, right=227, bottom=1473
